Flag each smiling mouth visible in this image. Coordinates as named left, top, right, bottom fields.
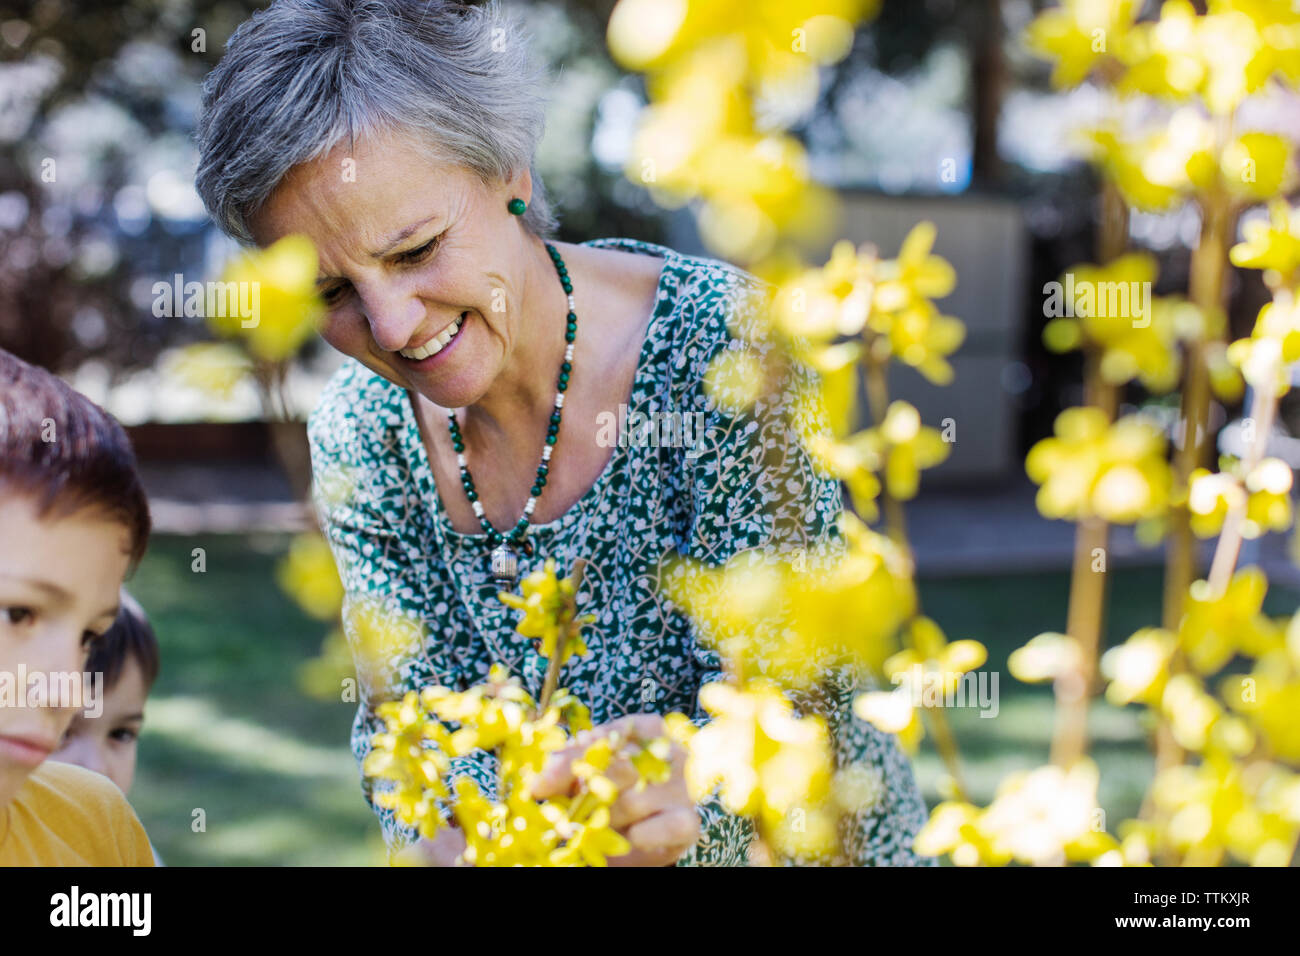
left=399, top=312, right=467, bottom=360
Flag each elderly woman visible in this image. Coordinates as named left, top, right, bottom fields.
left=195, top=0, right=932, bottom=867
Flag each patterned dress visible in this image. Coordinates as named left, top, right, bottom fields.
left=308, top=236, right=934, bottom=866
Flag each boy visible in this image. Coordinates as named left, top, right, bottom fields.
left=52, top=590, right=160, bottom=799
left=0, top=347, right=156, bottom=866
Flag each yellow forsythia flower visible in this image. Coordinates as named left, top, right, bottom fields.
left=1178, top=568, right=1284, bottom=674
left=1024, top=0, right=1140, bottom=88
left=1230, top=200, right=1300, bottom=285
left=210, top=234, right=325, bottom=362
left=276, top=532, right=344, bottom=621
left=497, top=558, right=595, bottom=665
left=1042, top=253, right=1186, bottom=391
left=1026, top=407, right=1172, bottom=524
left=687, top=680, right=833, bottom=825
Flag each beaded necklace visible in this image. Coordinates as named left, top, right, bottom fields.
left=447, top=241, right=575, bottom=587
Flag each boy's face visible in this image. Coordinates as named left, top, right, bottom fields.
left=52, top=655, right=147, bottom=795
left=0, top=494, right=130, bottom=807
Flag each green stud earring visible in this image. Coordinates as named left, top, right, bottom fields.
left=507, top=197, right=527, bottom=216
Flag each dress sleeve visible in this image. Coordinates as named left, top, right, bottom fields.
left=671, top=281, right=932, bottom=866
left=307, top=378, right=496, bottom=857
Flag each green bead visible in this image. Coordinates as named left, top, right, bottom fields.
left=557, top=381, right=568, bottom=392
left=547, top=434, right=557, bottom=445
left=467, top=490, right=477, bottom=502
left=531, top=484, right=542, bottom=496
left=559, top=373, right=570, bottom=386
left=507, top=198, right=527, bottom=215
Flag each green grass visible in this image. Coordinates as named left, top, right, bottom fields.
left=123, top=536, right=1300, bottom=865
left=128, top=533, right=384, bottom=866
left=913, top=565, right=1300, bottom=827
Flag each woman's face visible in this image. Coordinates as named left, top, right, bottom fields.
left=251, top=133, right=535, bottom=409
left=0, top=494, right=128, bottom=807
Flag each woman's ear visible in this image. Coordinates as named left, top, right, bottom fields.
left=505, top=165, right=533, bottom=207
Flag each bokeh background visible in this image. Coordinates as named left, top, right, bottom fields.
left=2, top=0, right=1298, bottom=865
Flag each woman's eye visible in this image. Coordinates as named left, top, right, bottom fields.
left=81, top=629, right=104, bottom=648
left=321, top=283, right=351, bottom=306
left=3, top=607, right=34, bottom=626
left=110, top=728, right=139, bottom=744
left=395, top=235, right=441, bottom=265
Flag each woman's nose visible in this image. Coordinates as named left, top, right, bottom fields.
left=358, top=284, right=426, bottom=353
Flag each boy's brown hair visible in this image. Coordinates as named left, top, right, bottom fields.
left=0, top=348, right=151, bottom=565
left=87, top=590, right=161, bottom=691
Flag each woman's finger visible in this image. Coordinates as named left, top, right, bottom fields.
left=530, top=713, right=669, bottom=798
left=609, top=778, right=676, bottom=830
left=624, top=806, right=701, bottom=855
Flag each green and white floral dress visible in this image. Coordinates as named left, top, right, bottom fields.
left=308, top=237, right=934, bottom=866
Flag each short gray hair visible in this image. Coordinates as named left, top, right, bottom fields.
left=195, top=0, right=559, bottom=243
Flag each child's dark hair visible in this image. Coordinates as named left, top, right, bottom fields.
left=0, top=348, right=151, bottom=565
left=87, top=590, right=161, bottom=691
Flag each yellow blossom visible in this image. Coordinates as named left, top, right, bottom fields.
left=1042, top=254, right=1186, bottom=391
left=1225, top=639, right=1300, bottom=762
left=344, top=597, right=427, bottom=699
left=862, top=401, right=950, bottom=501
left=1203, top=131, right=1296, bottom=203
left=1151, top=753, right=1299, bottom=865
left=365, top=690, right=453, bottom=841
left=1178, top=567, right=1284, bottom=673
left=607, top=0, right=876, bottom=76
left=686, top=679, right=833, bottom=831
left=665, top=512, right=916, bottom=685
left=871, top=221, right=957, bottom=313
left=548, top=806, right=631, bottom=867
left=1024, top=0, right=1140, bottom=88
left=1117, top=1, right=1275, bottom=115
left=497, top=558, right=595, bottom=665
left=1026, top=407, right=1172, bottom=524
left=858, top=619, right=986, bottom=751
left=853, top=686, right=923, bottom=753
left=1162, top=673, right=1225, bottom=751
left=921, top=761, right=1117, bottom=866
left=275, top=532, right=344, bottom=621
left=1009, top=631, right=1084, bottom=684
left=162, top=342, right=252, bottom=399
left=1230, top=200, right=1300, bottom=286
left=210, top=234, right=325, bottom=363
left=1101, top=628, right=1176, bottom=706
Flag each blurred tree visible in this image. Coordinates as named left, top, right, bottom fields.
left=0, top=0, right=669, bottom=380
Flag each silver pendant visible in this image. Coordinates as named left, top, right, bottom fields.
left=490, top=543, right=519, bottom=587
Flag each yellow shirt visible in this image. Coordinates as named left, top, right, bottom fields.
left=0, top=761, right=155, bottom=866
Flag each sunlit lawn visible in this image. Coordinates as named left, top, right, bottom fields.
left=129, top=533, right=384, bottom=867
left=126, top=535, right=1299, bottom=865
left=914, top=565, right=1300, bottom=828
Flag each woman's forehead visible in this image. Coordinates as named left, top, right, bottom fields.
left=250, top=136, right=474, bottom=248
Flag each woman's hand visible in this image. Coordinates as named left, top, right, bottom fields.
left=530, top=713, right=701, bottom=866
left=391, top=825, right=468, bottom=866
